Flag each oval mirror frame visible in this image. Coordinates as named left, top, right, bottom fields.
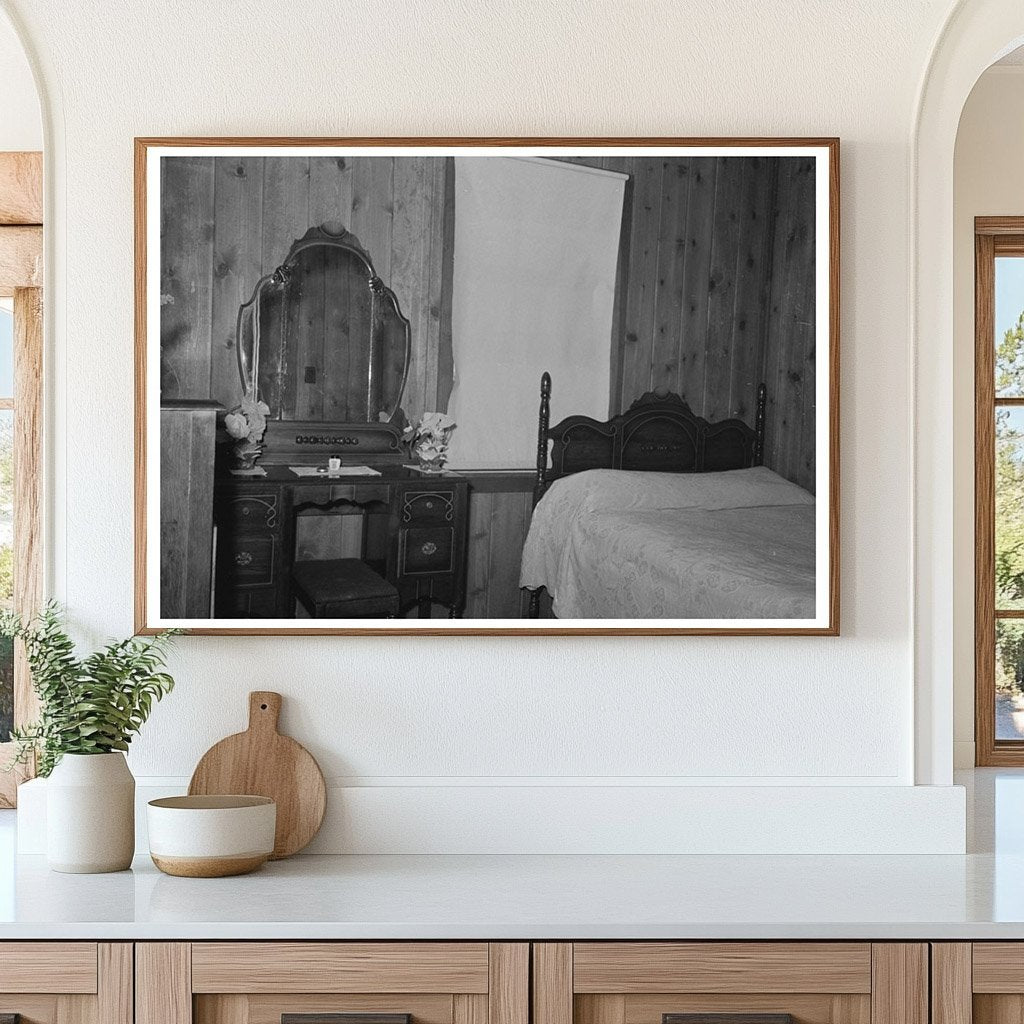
left=235, top=224, right=412, bottom=427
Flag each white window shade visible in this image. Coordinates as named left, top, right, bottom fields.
left=445, top=157, right=626, bottom=469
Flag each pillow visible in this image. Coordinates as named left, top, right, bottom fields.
left=539, top=466, right=813, bottom=517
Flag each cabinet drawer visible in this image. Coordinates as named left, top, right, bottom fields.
left=953, top=942, right=1024, bottom=1024
left=974, top=943, right=1024, bottom=991
left=140, top=943, right=528, bottom=1024
left=0, top=942, right=98, bottom=993
left=0, top=942, right=130, bottom=1024
left=400, top=526, right=454, bottom=575
left=400, top=490, right=456, bottom=525
left=192, top=942, right=489, bottom=993
left=215, top=586, right=278, bottom=617
left=572, top=943, right=872, bottom=993
left=533, top=944, right=923, bottom=1024
left=221, top=534, right=277, bottom=586
left=221, top=492, right=281, bottom=531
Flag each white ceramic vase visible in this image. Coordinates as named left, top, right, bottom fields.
left=46, top=752, right=135, bottom=873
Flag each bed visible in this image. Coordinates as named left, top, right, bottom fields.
left=519, top=373, right=816, bottom=619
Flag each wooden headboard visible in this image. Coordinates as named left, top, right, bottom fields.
left=533, top=372, right=767, bottom=504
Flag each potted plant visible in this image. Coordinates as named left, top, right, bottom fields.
left=224, top=389, right=270, bottom=470
left=2, top=603, right=178, bottom=873
left=403, top=411, right=457, bottom=473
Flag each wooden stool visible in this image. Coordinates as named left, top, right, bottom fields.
left=291, top=558, right=400, bottom=618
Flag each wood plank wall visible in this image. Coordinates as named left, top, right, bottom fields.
left=465, top=489, right=536, bottom=618
left=162, top=153, right=815, bottom=490
left=159, top=403, right=219, bottom=618
left=762, top=157, right=817, bottom=490
left=562, top=154, right=817, bottom=493
left=160, top=155, right=454, bottom=425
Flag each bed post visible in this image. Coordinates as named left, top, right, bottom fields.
left=528, top=372, right=552, bottom=619
left=534, top=371, right=552, bottom=506
left=753, top=382, right=767, bottom=466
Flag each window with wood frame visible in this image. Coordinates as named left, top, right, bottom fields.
left=0, top=151, right=43, bottom=806
left=975, top=217, right=1024, bottom=764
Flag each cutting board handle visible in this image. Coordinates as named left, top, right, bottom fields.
left=248, top=691, right=282, bottom=734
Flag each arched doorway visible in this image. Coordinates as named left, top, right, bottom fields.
left=914, top=1, right=1024, bottom=785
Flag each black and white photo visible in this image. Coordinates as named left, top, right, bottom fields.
left=136, top=140, right=838, bottom=634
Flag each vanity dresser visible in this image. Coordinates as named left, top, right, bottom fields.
left=214, top=459, right=470, bottom=619
left=160, top=224, right=475, bottom=622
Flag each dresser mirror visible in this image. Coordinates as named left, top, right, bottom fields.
left=236, top=224, right=411, bottom=427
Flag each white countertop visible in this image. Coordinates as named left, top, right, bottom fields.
left=0, top=848, right=1021, bottom=940
left=0, top=769, right=1021, bottom=941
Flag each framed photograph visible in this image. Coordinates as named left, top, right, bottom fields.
left=135, top=137, right=839, bottom=635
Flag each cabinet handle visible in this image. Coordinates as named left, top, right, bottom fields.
left=283, top=1016, right=411, bottom=1024
left=664, top=1016, right=794, bottom=1024
left=421, top=541, right=438, bottom=556
left=234, top=551, right=254, bottom=567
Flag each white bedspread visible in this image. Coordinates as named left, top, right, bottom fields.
left=519, top=467, right=816, bottom=619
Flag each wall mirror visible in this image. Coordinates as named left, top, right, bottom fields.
left=237, top=224, right=411, bottom=427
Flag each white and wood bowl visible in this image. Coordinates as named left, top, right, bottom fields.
left=147, top=795, right=276, bottom=878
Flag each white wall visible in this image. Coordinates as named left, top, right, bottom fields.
left=0, top=9, right=40, bottom=151
left=952, top=66, right=1024, bottom=768
left=2, top=0, right=971, bottom=852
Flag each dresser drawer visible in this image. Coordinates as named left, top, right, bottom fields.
left=215, top=586, right=279, bottom=617
left=220, top=492, right=281, bottom=531
left=400, top=489, right=457, bottom=525
left=400, top=526, right=454, bottom=575
left=221, top=533, right=277, bottom=585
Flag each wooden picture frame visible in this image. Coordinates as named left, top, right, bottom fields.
left=135, top=137, right=840, bottom=636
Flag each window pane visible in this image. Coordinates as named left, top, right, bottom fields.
left=996, top=256, right=1024, bottom=397
left=998, top=620, right=1024, bottom=740
left=996, top=407, right=1024, bottom=609
left=0, top=409, right=12, bottom=742
left=0, top=304, right=12, bottom=399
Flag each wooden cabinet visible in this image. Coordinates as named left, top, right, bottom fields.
left=214, top=471, right=471, bottom=618
left=0, top=942, right=132, bottom=1024
left=391, top=480, right=469, bottom=615
left=214, top=485, right=286, bottom=617
left=531, top=944, right=928, bottom=1024
left=136, top=943, right=528, bottom=1024
left=0, top=937, right=963, bottom=1024
left=932, top=943, right=1024, bottom=1024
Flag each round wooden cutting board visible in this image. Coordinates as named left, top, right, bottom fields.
left=188, top=691, right=327, bottom=859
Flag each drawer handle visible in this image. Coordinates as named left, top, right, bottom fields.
left=664, top=1017, right=794, bottom=1024
left=421, top=541, right=438, bottom=556
left=283, top=1016, right=411, bottom=1024
left=234, top=550, right=254, bottom=567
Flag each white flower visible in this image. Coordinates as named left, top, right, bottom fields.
left=419, top=411, right=455, bottom=434
left=224, top=412, right=249, bottom=440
